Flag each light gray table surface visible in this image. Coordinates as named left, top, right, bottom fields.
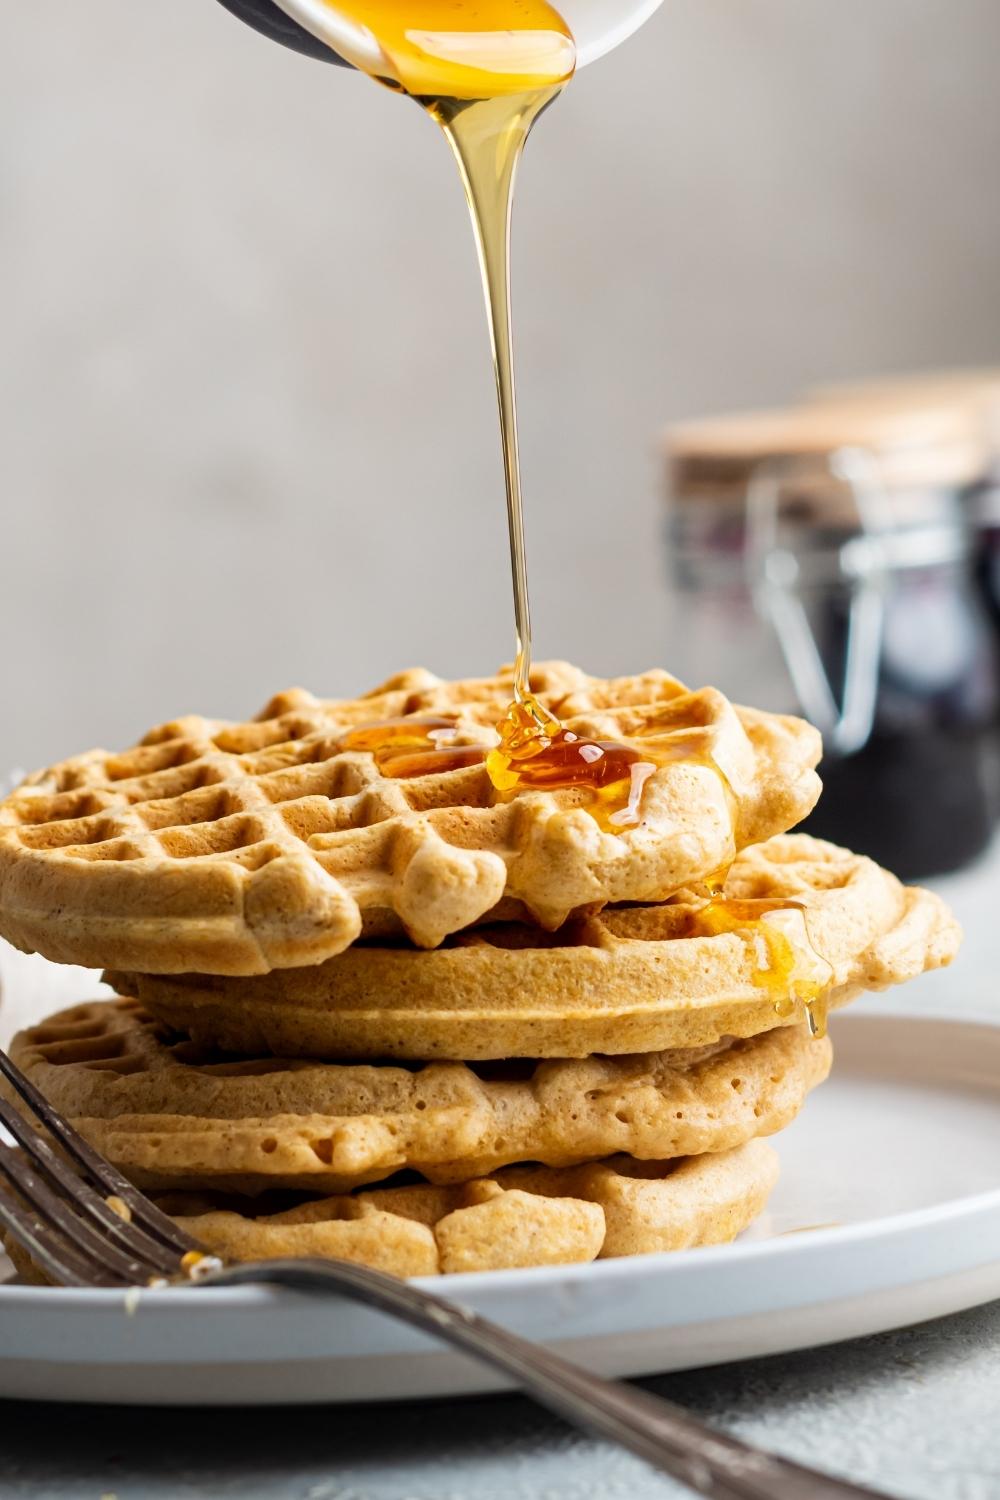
left=1, top=847, right=997, bottom=1500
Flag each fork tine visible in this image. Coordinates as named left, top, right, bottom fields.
left=0, top=1143, right=154, bottom=1286
left=0, top=1046, right=198, bottom=1256
left=0, top=1180, right=113, bottom=1288
left=0, top=1096, right=183, bottom=1277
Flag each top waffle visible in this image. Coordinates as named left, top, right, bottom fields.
left=0, top=663, right=822, bottom=975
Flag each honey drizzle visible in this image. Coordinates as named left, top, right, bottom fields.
left=311, top=0, right=574, bottom=718
left=684, top=890, right=833, bottom=1035
left=341, top=711, right=832, bottom=1027
left=429, top=87, right=566, bottom=718
left=310, top=3, right=751, bottom=840
left=484, top=702, right=655, bottom=830
left=341, top=706, right=733, bottom=836
left=486, top=706, right=737, bottom=832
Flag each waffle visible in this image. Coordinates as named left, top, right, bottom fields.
left=4, top=1141, right=778, bottom=1281
left=113, top=836, right=960, bottom=1060
left=0, top=664, right=822, bottom=975
left=7, top=1000, right=828, bottom=1194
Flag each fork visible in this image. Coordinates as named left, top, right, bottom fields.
left=0, top=1045, right=888, bottom=1500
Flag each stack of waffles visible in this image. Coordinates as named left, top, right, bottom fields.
left=0, top=665, right=959, bottom=1277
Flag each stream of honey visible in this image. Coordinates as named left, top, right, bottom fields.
left=313, top=0, right=574, bottom=719
left=317, top=1, right=685, bottom=824
left=315, top=1, right=679, bottom=821
left=316, top=2, right=680, bottom=822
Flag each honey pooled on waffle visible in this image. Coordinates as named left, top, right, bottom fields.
left=341, top=695, right=736, bottom=839
left=487, top=698, right=722, bottom=832
left=338, top=702, right=663, bottom=831
left=341, top=714, right=486, bottom=779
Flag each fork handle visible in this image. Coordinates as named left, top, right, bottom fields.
left=206, top=1259, right=886, bottom=1500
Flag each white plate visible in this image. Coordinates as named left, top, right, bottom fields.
left=2, top=1012, right=999, bottom=1406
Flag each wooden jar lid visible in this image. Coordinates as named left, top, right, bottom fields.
left=807, top=367, right=1000, bottom=450
left=666, top=399, right=987, bottom=516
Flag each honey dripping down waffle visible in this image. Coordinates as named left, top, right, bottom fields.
left=109, top=834, right=961, bottom=1062
left=342, top=701, right=834, bottom=1031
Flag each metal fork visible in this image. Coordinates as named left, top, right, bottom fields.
left=0, top=1046, right=888, bottom=1500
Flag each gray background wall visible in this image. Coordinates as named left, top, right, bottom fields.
left=2, top=0, right=999, bottom=769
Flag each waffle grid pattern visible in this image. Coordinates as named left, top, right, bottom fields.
left=0, top=665, right=822, bottom=975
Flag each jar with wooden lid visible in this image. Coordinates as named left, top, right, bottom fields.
left=664, top=400, right=999, bottom=879
left=809, top=369, right=1000, bottom=639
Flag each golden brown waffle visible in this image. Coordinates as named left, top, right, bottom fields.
left=156, top=1141, right=779, bottom=1276
left=114, top=836, right=960, bottom=1060
left=0, top=664, right=821, bottom=975
left=7, top=1000, right=827, bottom=1194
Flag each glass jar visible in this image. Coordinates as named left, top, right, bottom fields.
left=809, top=368, right=1000, bottom=640
left=664, top=401, right=1000, bottom=880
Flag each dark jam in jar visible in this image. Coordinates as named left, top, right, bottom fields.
left=665, top=398, right=1000, bottom=881
left=800, top=542, right=1000, bottom=880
